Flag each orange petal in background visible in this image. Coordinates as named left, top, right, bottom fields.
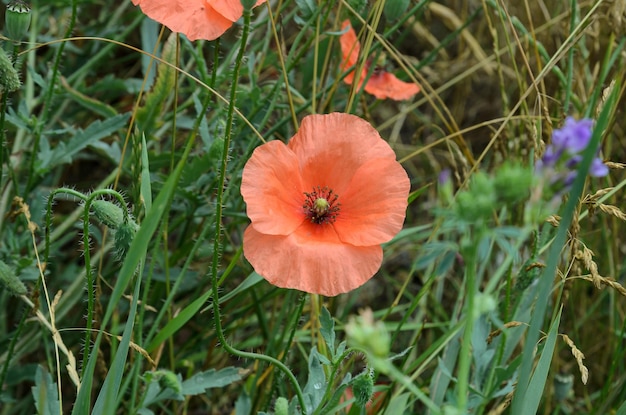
left=340, top=20, right=360, bottom=70
left=339, top=19, right=421, bottom=101
left=241, top=141, right=306, bottom=236
left=243, top=223, right=383, bottom=297
left=364, top=71, right=421, bottom=101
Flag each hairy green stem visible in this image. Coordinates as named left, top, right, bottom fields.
left=209, top=8, right=307, bottom=413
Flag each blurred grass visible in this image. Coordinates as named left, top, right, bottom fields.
left=0, top=0, right=625, bottom=414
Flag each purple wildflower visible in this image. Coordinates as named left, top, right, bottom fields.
left=537, top=117, right=607, bottom=195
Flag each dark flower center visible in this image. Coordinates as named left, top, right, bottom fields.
left=303, top=186, right=340, bottom=224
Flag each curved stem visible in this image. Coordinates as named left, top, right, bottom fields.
left=209, top=8, right=307, bottom=413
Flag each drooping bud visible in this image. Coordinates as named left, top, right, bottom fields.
left=91, top=199, right=125, bottom=230
left=114, top=220, right=139, bottom=260
left=5, top=1, right=31, bottom=41
left=351, top=371, right=374, bottom=408
left=0, top=260, right=26, bottom=296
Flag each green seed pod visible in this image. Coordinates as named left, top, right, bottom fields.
left=91, top=199, right=125, bottom=230
left=351, top=372, right=374, bottom=408
left=5, top=1, right=31, bottom=41
left=0, top=47, right=20, bottom=93
left=0, top=260, right=26, bottom=296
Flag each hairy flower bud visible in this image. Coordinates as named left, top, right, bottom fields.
left=91, top=199, right=125, bottom=230
left=351, top=371, right=374, bottom=408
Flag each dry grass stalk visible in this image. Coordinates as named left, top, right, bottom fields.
left=583, top=187, right=613, bottom=203
left=560, top=334, right=589, bottom=385
left=115, top=336, right=156, bottom=367
left=581, top=275, right=626, bottom=297
left=546, top=215, right=561, bottom=227
left=597, top=203, right=626, bottom=221
left=575, top=246, right=602, bottom=289
left=605, top=161, right=626, bottom=169
left=487, top=390, right=514, bottom=415
left=487, top=321, right=524, bottom=344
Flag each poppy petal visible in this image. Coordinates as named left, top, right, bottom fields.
left=241, top=140, right=306, bottom=235
left=288, top=113, right=398, bottom=195
left=340, top=20, right=360, bottom=70
left=338, top=20, right=420, bottom=100
left=334, top=157, right=409, bottom=246
left=132, top=0, right=233, bottom=41
left=365, top=72, right=421, bottom=101
left=208, top=0, right=267, bottom=22
left=243, top=223, right=383, bottom=296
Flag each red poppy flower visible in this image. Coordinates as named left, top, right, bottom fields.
left=131, top=0, right=266, bottom=41
left=241, top=113, right=410, bottom=296
left=340, top=20, right=421, bottom=101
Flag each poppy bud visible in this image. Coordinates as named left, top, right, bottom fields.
left=5, top=1, right=31, bottom=41
left=0, top=260, right=26, bottom=296
left=91, top=199, right=125, bottom=230
left=114, top=220, right=139, bottom=260
left=351, top=371, right=374, bottom=408
left=0, top=47, right=20, bottom=93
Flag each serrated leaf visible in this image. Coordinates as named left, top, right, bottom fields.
left=37, top=113, right=130, bottom=172
left=31, top=365, right=61, bottom=415
left=181, top=367, right=243, bottom=395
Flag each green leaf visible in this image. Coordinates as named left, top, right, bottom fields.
left=521, top=309, right=562, bottom=414
left=135, top=34, right=177, bottom=135
left=383, top=0, right=411, bottom=21
left=140, top=133, right=153, bottom=214
left=31, top=366, right=60, bottom=415
left=37, top=113, right=130, bottom=172
left=294, top=0, right=316, bottom=25
left=320, top=306, right=335, bottom=357
left=383, top=392, right=411, bottom=415
left=302, top=347, right=327, bottom=413
left=181, top=367, right=243, bottom=395
left=146, top=271, right=262, bottom=353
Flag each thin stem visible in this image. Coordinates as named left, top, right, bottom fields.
left=26, top=0, right=78, bottom=192
left=456, top=236, right=477, bottom=412
left=209, top=8, right=307, bottom=413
